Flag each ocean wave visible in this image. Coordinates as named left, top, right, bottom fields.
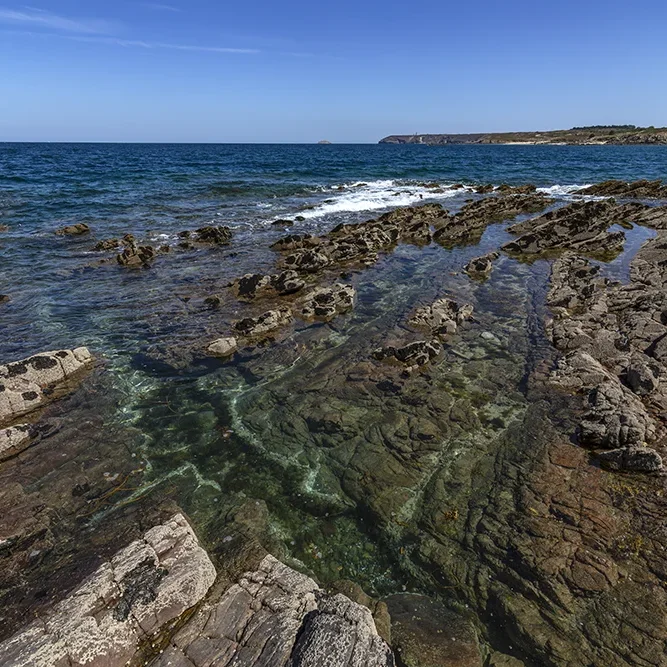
left=536, top=184, right=589, bottom=196
left=292, top=180, right=472, bottom=220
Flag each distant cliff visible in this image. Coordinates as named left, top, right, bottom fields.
left=379, top=126, right=667, bottom=146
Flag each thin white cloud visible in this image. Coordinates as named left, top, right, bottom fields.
left=142, top=2, right=181, bottom=11
left=69, top=34, right=259, bottom=54
left=0, top=7, right=116, bottom=33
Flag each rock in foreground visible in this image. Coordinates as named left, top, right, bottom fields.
left=0, top=513, right=217, bottom=667
left=0, top=347, right=93, bottom=427
left=153, top=554, right=393, bottom=667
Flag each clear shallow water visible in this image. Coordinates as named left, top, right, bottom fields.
left=2, top=143, right=666, bottom=640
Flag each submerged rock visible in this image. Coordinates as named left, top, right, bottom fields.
left=373, top=339, right=442, bottom=369
left=0, top=347, right=93, bottom=426
left=300, top=283, right=355, bottom=320
left=55, top=223, right=90, bottom=236
left=0, top=514, right=217, bottom=667
left=385, top=594, right=482, bottom=667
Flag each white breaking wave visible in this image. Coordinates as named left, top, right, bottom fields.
left=293, top=180, right=473, bottom=219
left=537, top=184, right=592, bottom=197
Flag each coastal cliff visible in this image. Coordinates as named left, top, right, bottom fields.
left=379, top=125, right=667, bottom=145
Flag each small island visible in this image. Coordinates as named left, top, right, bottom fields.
left=317, top=139, right=332, bottom=144
left=379, top=125, right=667, bottom=145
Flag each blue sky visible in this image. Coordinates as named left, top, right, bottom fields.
left=1, top=0, right=666, bottom=142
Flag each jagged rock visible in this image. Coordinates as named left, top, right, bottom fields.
left=0, top=514, right=216, bottom=667
left=117, top=242, right=157, bottom=267
left=271, top=234, right=319, bottom=252
left=151, top=555, right=393, bottom=667
left=496, top=184, right=537, bottom=195
left=503, top=200, right=630, bottom=256
left=233, top=307, right=293, bottom=338
left=272, top=218, right=294, bottom=226
left=551, top=352, right=657, bottom=449
left=0, top=294, right=10, bottom=304
left=55, top=223, right=90, bottom=236
left=272, top=204, right=449, bottom=273
left=434, top=194, right=551, bottom=247
left=233, top=270, right=305, bottom=300
left=373, top=340, right=442, bottom=369
left=0, top=347, right=93, bottom=426
left=623, top=356, right=659, bottom=395
left=464, top=252, right=499, bottom=277
left=300, top=284, right=355, bottom=320
left=408, top=298, right=473, bottom=336
left=178, top=225, right=232, bottom=246
left=207, top=337, right=238, bottom=358
left=283, top=249, right=332, bottom=273
left=577, top=180, right=667, bottom=199
left=93, top=238, right=121, bottom=251
left=597, top=446, right=663, bottom=472
left=384, top=594, right=482, bottom=667
left=0, top=224, right=8, bottom=232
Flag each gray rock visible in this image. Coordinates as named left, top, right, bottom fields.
left=233, top=307, right=293, bottom=338
left=0, top=347, right=93, bottom=426
left=408, top=298, right=473, bottom=337
left=0, top=514, right=217, bottom=667
left=151, top=555, right=393, bottom=667
left=597, top=447, right=663, bottom=472
left=300, top=284, right=355, bottom=321
left=208, top=337, right=238, bottom=358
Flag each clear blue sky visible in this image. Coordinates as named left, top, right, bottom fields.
left=1, top=0, right=666, bottom=142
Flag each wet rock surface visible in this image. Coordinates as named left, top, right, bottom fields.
left=464, top=251, right=499, bottom=277
left=232, top=270, right=306, bottom=300
left=55, top=223, right=90, bottom=236
left=385, top=594, right=481, bottom=667
left=178, top=225, right=233, bottom=247
left=576, top=179, right=667, bottom=199
left=433, top=194, right=552, bottom=247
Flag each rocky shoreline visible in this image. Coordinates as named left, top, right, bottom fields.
left=2, top=180, right=667, bottom=666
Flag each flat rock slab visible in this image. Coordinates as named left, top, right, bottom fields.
left=384, top=594, right=482, bottom=667
left=0, top=513, right=216, bottom=667
left=0, top=347, right=93, bottom=426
